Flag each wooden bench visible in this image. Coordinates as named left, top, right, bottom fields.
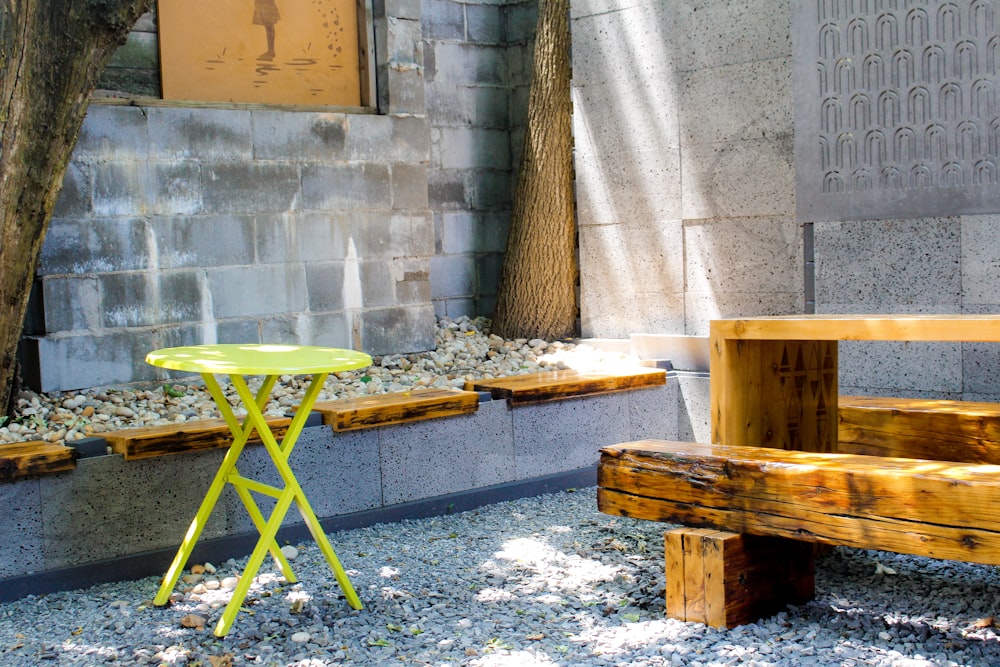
left=314, top=388, right=480, bottom=431
left=598, top=439, right=1000, bottom=628
left=839, top=394, right=1000, bottom=463
left=0, top=441, right=77, bottom=479
left=467, top=367, right=665, bottom=404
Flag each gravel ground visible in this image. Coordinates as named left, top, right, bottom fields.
left=0, top=487, right=998, bottom=666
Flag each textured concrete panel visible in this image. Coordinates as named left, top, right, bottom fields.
left=684, top=217, right=802, bottom=294
left=571, top=77, right=680, bottom=161
left=683, top=292, right=803, bottom=337
left=962, top=214, right=1000, bottom=305
left=512, top=393, right=628, bottom=478
left=569, top=4, right=675, bottom=87
left=627, top=384, right=678, bottom=442
left=581, top=291, right=685, bottom=339
left=681, top=136, right=795, bottom=219
left=676, top=372, right=711, bottom=443
left=579, top=219, right=684, bottom=295
left=224, top=427, right=381, bottom=535
left=40, top=453, right=227, bottom=569
left=0, top=480, right=44, bottom=578
left=838, top=340, right=963, bottom=394
left=814, top=218, right=961, bottom=309
left=381, top=400, right=514, bottom=505
left=679, top=57, right=793, bottom=146
left=575, top=150, right=683, bottom=225
left=792, top=1, right=1000, bottom=222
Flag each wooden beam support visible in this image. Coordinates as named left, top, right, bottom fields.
left=839, top=395, right=1000, bottom=463
left=314, top=388, right=480, bottom=431
left=467, top=368, right=665, bottom=404
left=665, top=527, right=814, bottom=628
left=598, top=440, right=1000, bottom=566
left=0, top=441, right=77, bottom=480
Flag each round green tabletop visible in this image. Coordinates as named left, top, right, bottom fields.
left=146, top=344, right=372, bottom=376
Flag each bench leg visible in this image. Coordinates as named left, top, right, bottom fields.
left=665, top=527, right=815, bottom=628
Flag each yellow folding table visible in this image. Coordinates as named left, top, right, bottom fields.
left=146, top=343, right=372, bottom=637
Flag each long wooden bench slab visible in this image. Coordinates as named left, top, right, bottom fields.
left=0, top=441, right=77, bottom=480
left=103, top=417, right=292, bottom=461
left=313, top=388, right=480, bottom=431
left=599, top=439, right=1000, bottom=627
left=467, top=368, right=665, bottom=404
left=839, top=394, right=1000, bottom=463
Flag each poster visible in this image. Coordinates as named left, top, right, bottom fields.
left=158, top=0, right=361, bottom=106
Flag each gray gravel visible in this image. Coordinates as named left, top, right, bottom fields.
left=1, top=488, right=999, bottom=666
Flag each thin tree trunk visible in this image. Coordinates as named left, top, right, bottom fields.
left=492, top=0, right=576, bottom=341
left=0, top=0, right=151, bottom=415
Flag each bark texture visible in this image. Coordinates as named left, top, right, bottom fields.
left=0, top=0, right=151, bottom=414
left=491, top=0, right=576, bottom=340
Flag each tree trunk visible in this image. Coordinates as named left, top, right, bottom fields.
left=491, top=0, right=576, bottom=341
left=0, top=0, right=151, bottom=414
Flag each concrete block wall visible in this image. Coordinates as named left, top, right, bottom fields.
left=570, top=0, right=803, bottom=339
left=0, top=382, right=683, bottom=589
left=424, top=0, right=536, bottom=319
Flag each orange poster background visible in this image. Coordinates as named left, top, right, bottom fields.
left=158, top=0, right=361, bottom=106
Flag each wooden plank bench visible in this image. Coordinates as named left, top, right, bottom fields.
left=313, top=388, right=480, bottom=431
left=598, top=439, right=1000, bottom=628
left=103, top=416, right=293, bottom=460
left=467, top=367, right=665, bottom=404
left=839, top=394, right=1000, bottom=463
left=0, top=441, right=77, bottom=480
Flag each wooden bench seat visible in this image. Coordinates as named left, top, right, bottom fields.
left=0, top=441, right=77, bottom=480
left=467, top=367, right=665, bottom=404
left=839, top=394, right=1000, bottom=463
left=103, top=416, right=292, bottom=461
left=313, top=388, right=480, bottom=431
left=598, top=439, right=1000, bottom=628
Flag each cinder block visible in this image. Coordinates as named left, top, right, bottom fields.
left=441, top=211, right=475, bottom=254
left=151, top=215, right=255, bottom=269
left=202, top=163, right=301, bottom=214
left=426, top=83, right=509, bottom=128
left=684, top=216, right=802, bottom=294
left=512, top=393, right=628, bottom=478
left=505, top=0, right=539, bottom=43
left=390, top=116, right=431, bottom=161
left=39, top=217, right=150, bottom=275
left=361, top=304, right=436, bottom=354
left=99, top=271, right=204, bottom=328
left=251, top=111, right=347, bottom=161
left=386, top=17, right=423, bottom=65
left=814, top=219, right=961, bottom=310
left=305, top=262, right=347, bottom=312
left=386, top=0, right=421, bottom=20
left=431, top=43, right=507, bottom=86
left=223, top=427, right=381, bottom=535
left=39, top=452, right=228, bottom=569
left=574, top=149, right=682, bottom=225
left=53, top=162, right=92, bottom=218
left=0, top=480, right=44, bottom=578
left=438, top=127, right=511, bottom=170
left=428, top=170, right=470, bottom=208
left=467, top=4, right=503, bottom=44
left=679, top=58, right=792, bottom=147
left=680, top=137, right=795, bottom=219
left=391, top=162, right=429, bottom=209
left=468, top=168, right=513, bottom=211
left=422, top=0, right=465, bottom=41
left=476, top=253, right=502, bottom=296
left=41, top=277, right=101, bottom=333
left=386, top=66, right=427, bottom=116
left=380, top=399, right=514, bottom=505
left=434, top=297, right=477, bottom=319
left=474, top=212, right=509, bottom=253
left=301, top=163, right=392, bottom=211
left=208, top=264, right=307, bottom=319
left=31, top=330, right=159, bottom=392
left=74, top=105, right=150, bottom=161
left=94, top=162, right=202, bottom=216
left=146, top=107, right=253, bottom=161
left=430, top=254, right=475, bottom=299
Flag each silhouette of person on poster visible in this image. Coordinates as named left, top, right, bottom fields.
left=253, top=0, right=280, bottom=60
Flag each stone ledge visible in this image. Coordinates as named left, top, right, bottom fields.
left=0, top=441, right=77, bottom=480
left=467, top=368, right=666, bottom=404
left=314, top=388, right=480, bottom=431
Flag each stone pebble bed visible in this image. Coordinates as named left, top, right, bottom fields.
left=0, top=488, right=998, bottom=666
left=2, top=316, right=631, bottom=446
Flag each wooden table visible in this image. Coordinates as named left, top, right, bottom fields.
left=146, top=344, right=372, bottom=637
left=709, top=314, right=1000, bottom=452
